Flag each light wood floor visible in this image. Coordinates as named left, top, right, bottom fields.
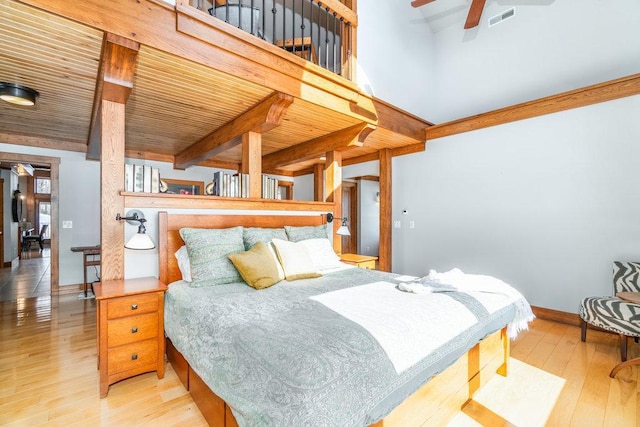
left=0, top=296, right=637, bottom=426
left=0, top=249, right=51, bottom=302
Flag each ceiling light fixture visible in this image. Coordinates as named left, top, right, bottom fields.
left=0, top=82, right=39, bottom=106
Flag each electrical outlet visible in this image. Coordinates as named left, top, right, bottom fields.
left=409, top=221, right=415, bottom=229
left=62, top=221, right=73, bottom=229
left=394, top=221, right=401, bottom=229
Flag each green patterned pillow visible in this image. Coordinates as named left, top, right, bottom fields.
left=179, top=226, right=244, bottom=286
left=284, top=225, right=328, bottom=242
left=243, top=227, right=288, bottom=250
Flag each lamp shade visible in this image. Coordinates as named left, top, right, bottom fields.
left=336, top=225, right=351, bottom=236
left=125, top=232, right=155, bottom=250
left=0, top=83, right=39, bottom=106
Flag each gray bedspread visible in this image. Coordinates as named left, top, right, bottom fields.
left=164, top=267, right=516, bottom=427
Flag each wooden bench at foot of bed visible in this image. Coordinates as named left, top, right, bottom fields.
left=166, top=327, right=509, bottom=427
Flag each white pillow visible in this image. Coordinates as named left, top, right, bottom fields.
left=297, top=238, right=342, bottom=271
left=271, top=238, right=321, bottom=281
left=267, top=241, right=285, bottom=281
left=174, top=245, right=192, bottom=282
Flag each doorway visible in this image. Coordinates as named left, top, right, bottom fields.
left=341, top=181, right=358, bottom=254
left=0, top=152, right=59, bottom=295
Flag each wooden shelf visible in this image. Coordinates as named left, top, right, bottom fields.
left=122, top=192, right=331, bottom=212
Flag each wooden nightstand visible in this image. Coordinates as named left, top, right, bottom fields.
left=95, top=276, right=167, bottom=397
left=340, top=253, right=378, bottom=270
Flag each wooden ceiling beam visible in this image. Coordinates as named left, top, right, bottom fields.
left=87, top=33, right=140, bottom=160
left=373, top=97, right=432, bottom=142
left=392, top=142, right=426, bottom=157
left=0, top=132, right=87, bottom=153
left=262, top=123, right=375, bottom=170
left=427, top=73, right=640, bottom=141
left=174, top=92, right=293, bottom=169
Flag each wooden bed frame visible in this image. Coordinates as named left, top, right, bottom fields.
left=158, top=211, right=510, bottom=427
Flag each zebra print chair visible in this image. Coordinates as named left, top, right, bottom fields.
left=579, top=262, right=640, bottom=366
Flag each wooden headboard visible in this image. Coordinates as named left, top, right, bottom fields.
left=158, top=211, right=325, bottom=285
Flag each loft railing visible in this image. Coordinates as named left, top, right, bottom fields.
left=190, top=0, right=355, bottom=80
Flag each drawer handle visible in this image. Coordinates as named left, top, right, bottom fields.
left=131, top=304, right=138, bottom=310
left=131, top=327, right=138, bottom=334
left=131, top=354, right=138, bottom=360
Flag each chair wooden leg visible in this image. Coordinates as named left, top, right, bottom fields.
left=610, top=356, right=640, bottom=378
left=620, top=334, right=628, bottom=362
left=580, top=319, right=587, bottom=342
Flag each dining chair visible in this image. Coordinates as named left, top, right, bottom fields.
left=22, top=224, right=49, bottom=251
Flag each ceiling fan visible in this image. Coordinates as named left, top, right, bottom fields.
left=411, top=0, right=487, bottom=29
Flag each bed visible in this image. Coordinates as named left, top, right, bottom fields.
left=158, top=212, right=525, bottom=426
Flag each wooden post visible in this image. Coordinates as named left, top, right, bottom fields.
left=241, top=131, right=262, bottom=198
left=379, top=148, right=392, bottom=272
left=325, top=151, right=342, bottom=253
left=100, top=100, right=126, bottom=281
left=96, top=33, right=140, bottom=282
left=313, top=163, right=324, bottom=202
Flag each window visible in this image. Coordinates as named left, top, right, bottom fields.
left=35, top=177, right=51, bottom=194
left=38, top=201, right=51, bottom=239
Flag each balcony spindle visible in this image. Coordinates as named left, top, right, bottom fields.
left=282, top=0, right=286, bottom=51
left=272, top=4, right=277, bottom=43
left=332, top=12, right=338, bottom=74
left=324, top=7, right=330, bottom=69
left=262, top=0, right=266, bottom=39
left=317, top=2, right=322, bottom=66
left=225, top=1, right=229, bottom=23
left=301, top=0, right=306, bottom=60
left=250, top=0, right=255, bottom=36
left=292, top=0, right=296, bottom=55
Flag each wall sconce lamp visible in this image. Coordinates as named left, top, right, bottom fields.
left=325, top=212, right=351, bottom=236
left=0, top=82, right=39, bottom=106
left=115, top=209, right=155, bottom=250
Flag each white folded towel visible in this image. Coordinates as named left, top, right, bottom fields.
left=397, top=282, right=432, bottom=294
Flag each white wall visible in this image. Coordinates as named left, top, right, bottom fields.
left=392, top=95, right=640, bottom=313
left=357, top=1, right=436, bottom=116
left=0, top=143, right=100, bottom=286
left=357, top=0, right=640, bottom=313
left=1, top=169, right=19, bottom=263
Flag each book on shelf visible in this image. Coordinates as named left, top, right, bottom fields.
left=133, top=165, right=144, bottom=192
left=124, top=164, right=134, bottom=192
left=143, top=166, right=152, bottom=193
left=212, top=171, right=222, bottom=196
left=151, top=168, right=160, bottom=193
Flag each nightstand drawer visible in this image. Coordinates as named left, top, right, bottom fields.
left=107, top=293, right=158, bottom=319
left=357, top=260, right=376, bottom=270
left=108, top=312, right=159, bottom=347
left=107, top=339, right=158, bottom=375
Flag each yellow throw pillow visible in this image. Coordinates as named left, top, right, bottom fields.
left=228, top=242, right=282, bottom=290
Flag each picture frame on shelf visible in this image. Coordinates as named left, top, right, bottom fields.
left=160, top=179, right=204, bottom=195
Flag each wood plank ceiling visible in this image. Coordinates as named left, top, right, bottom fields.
left=0, top=0, right=430, bottom=174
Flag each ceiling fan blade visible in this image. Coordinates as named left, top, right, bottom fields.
left=464, top=0, right=487, bottom=29
left=411, top=0, right=437, bottom=8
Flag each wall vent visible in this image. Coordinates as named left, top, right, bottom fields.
left=488, top=7, right=515, bottom=27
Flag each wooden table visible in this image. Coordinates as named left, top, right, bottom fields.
left=610, top=292, right=640, bottom=377
left=71, top=245, right=101, bottom=297
left=340, top=253, right=378, bottom=270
